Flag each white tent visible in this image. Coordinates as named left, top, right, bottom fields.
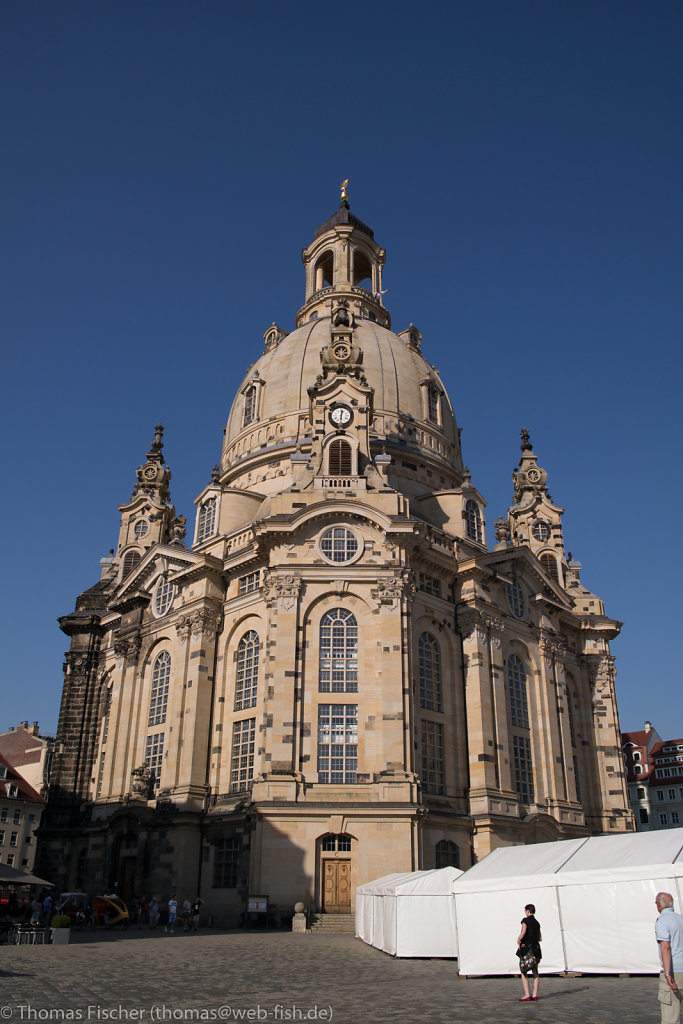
left=356, top=866, right=462, bottom=957
left=452, top=830, right=683, bottom=976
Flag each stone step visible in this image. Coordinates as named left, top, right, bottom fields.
left=309, top=914, right=356, bottom=934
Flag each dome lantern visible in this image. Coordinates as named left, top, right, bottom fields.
left=297, top=185, right=389, bottom=329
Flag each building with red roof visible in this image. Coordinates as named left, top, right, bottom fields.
left=0, top=752, right=45, bottom=875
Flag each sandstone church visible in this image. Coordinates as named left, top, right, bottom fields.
left=40, top=193, right=633, bottom=923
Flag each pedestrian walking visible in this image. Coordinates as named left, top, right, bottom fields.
left=516, top=903, right=542, bottom=1002
left=655, top=892, right=683, bottom=1024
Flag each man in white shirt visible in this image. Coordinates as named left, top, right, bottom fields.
left=165, top=895, right=178, bottom=935
left=655, top=892, right=683, bottom=1024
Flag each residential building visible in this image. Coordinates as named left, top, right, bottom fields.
left=0, top=753, right=45, bottom=873
left=650, top=738, right=683, bottom=830
left=0, top=722, right=53, bottom=797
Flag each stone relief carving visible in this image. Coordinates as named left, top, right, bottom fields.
left=538, top=628, right=567, bottom=665
left=263, top=571, right=302, bottom=610
left=175, top=610, right=222, bottom=641
left=459, top=610, right=505, bottom=647
left=113, top=633, right=142, bottom=660
left=131, top=764, right=154, bottom=799
left=587, top=653, right=616, bottom=695
left=371, top=572, right=415, bottom=609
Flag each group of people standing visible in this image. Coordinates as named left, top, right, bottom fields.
left=513, top=892, right=683, bottom=1023
left=131, top=895, right=202, bottom=933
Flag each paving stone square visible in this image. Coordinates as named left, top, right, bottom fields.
left=0, top=930, right=660, bottom=1024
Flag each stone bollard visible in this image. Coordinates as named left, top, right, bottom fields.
left=291, top=901, right=307, bottom=933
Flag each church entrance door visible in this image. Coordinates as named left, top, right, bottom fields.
left=322, top=859, right=351, bottom=913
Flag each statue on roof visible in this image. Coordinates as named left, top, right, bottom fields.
left=340, top=178, right=349, bottom=202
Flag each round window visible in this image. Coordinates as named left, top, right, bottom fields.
left=319, top=526, right=362, bottom=564
left=532, top=521, right=550, bottom=542
left=506, top=579, right=525, bottom=618
left=134, top=520, right=149, bottom=539
left=154, top=577, right=175, bottom=617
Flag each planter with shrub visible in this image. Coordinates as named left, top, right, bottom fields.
left=50, top=914, right=72, bottom=944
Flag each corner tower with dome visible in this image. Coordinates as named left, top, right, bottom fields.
left=40, top=195, right=633, bottom=922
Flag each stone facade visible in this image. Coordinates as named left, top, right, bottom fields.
left=39, top=198, right=633, bottom=924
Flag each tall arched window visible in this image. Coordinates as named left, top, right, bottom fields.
left=352, top=250, right=372, bottom=290
left=319, top=608, right=358, bottom=692
left=507, top=654, right=534, bottom=804
left=122, top=550, right=142, bottom=579
left=314, top=250, right=334, bottom=291
left=464, top=500, right=483, bottom=543
left=197, top=497, right=217, bottom=543
left=418, top=633, right=442, bottom=711
left=243, top=385, right=257, bottom=426
left=328, top=439, right=352, bottom=476
left=427, top=386, right=440, bottom=423
left=148, top=651, right=171, bottom=726
left=235, top=631, right=259, bottom=711
left=507, top=655, right=529, bottom=728
left=540, top=552, right=559, bottom=582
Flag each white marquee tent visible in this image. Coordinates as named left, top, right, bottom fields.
left=355, top=866, right=463, bottom=957
left=452, top=830, right=683, bottom=976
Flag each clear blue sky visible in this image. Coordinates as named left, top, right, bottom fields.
left=2, top=1, right=681, bottom=739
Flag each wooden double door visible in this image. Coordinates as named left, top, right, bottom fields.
left=323, top=859, right=351, bottom=913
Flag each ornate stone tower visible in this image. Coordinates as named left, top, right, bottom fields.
left=41, top=193, right=632, bottom=919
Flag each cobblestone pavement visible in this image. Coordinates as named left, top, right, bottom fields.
left=0, top=929, right=660, bottom=1024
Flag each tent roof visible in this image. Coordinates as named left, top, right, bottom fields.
left=358, top=867, right=463, bottom=896
left=453, top=831, right=683, bottom=894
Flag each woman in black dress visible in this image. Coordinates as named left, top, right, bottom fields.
left=516, top=903, right=542, bottom=1001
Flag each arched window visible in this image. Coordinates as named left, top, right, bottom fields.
left=235, top=631, right=259, bottom=711
left=507, top=653, right=534, bottom=804
left=464, top=500, right=482, bottom=543
left=319, top=609, right=358, bottom=692
left=507, top=655, right=529, bottom=728
left=148, top=651, right=171, bottom=727
left=418, top=633, right=442, bottom=711
left=540, top=552, right=559, bottom=582
left=352, top=250, right=372, bottom=290
left=435, top=840, right=460, bottom=869
left=197, top=497, right=217, bottom=543
left=243, top=385, right=257, bottom=427
left=121, top=550, right=142, bottom=579
left=314, top=251, right=334, bottom=291
left=328, top=439, right=353, bottom=476
left=427, top=386, right=440, bottom=423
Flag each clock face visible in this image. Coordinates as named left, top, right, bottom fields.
left=330, top=405, right=352, bottom=426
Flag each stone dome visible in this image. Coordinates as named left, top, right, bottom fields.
left=219, top=203, right=465, bottom=496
